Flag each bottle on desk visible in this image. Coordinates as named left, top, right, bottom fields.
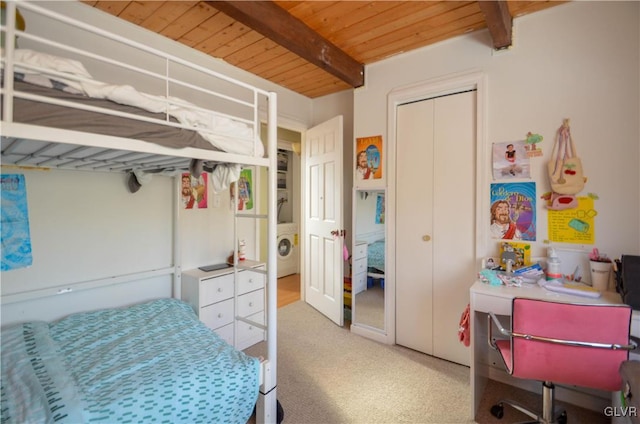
left=546, top=248, right=562, bottom=280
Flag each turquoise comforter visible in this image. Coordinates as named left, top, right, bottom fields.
left=1, top=298, right=260, bottom=423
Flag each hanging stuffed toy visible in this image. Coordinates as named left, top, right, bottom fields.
left=545, top=119, right=586, bottom=210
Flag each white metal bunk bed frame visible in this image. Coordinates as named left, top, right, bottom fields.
left=1, top=2, right=279, bottom=423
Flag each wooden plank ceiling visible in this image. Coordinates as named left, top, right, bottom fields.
left=82, top=1, right=565, bottom=99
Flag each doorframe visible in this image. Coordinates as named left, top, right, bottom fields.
left=382, top=70, right=488, bottom=346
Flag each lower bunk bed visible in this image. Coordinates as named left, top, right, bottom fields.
left=1, top=297, right=279, bottom=424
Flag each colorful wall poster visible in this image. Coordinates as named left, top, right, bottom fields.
left=355, top=135, right=383, bottom=180
left=375, top=192, right=385, bottom=224
left=492, top=140, right=531, bottom=180
left=547, top=196, right=596, bottom=244
left=181, top=172, right=208, bottom=209
left=490, top=182, right=536, bottom=241
left=1, top=174, right=33, bottom=271
left=238, top=168, right=253, bottom=211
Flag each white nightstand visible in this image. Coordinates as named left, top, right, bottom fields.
left=182, top=260, right=266, bottom=350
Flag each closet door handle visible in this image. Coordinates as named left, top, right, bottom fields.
left=422, top=235, right=431, bottom=242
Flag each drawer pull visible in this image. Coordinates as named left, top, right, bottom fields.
left=249, top=302, right=254, bottom=307
left=217, top=287, right=223, bottom=292
left=217, top=313, right=223, bottom=318
left=249, top=278, right=253, bottom=283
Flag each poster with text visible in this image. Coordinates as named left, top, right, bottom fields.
left=547, top=196, right=595, bottom=244
left=490, top=182, right=536, bottom=241
left=1, top=174, right=33, bottom=271
left=356, top=135, right=383, bottom=181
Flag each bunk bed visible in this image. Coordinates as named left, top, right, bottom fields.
left=0, top=2, right=279, bottom=423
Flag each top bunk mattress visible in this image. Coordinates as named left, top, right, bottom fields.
left=6, top=78, right=220, bottom=153
left=0, top=298, right=260, bottom=423
left=1, top=49, right=264, bottom=158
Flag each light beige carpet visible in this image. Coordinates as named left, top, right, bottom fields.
left=245, top=301, right=609, bottom=423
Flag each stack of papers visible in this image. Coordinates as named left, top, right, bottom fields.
left=538, top=279, right=602, bottom=298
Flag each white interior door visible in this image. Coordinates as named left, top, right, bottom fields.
left=396, top=91, right=475, bottom=366
left=304, top=116, right=344, bottom=326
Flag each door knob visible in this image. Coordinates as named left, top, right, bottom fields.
left=422, top=235, right=431, bottom=242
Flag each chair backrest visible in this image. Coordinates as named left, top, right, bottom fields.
left=510, top=297, right=632, bottom=391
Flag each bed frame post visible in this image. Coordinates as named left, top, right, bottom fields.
left=2, top=1, right=17, bottom=122
left=257, top=91, right=279, bottom=424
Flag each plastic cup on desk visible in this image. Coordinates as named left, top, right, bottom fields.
left=590, top=260, right=611, bottom=291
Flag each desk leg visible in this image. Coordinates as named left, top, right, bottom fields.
left=470, top=309, right=489, bottom=419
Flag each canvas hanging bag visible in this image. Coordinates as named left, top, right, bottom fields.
left=547, top=119, right=585, bottom=195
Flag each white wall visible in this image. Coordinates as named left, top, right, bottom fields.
left=354, top=1, right=640, bottom=260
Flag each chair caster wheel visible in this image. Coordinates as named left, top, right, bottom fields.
left=557, top=411, right=567, bottom=424
left=276, top=399, right=284, bottom=424
left=490, top=403, right=504, bottom=419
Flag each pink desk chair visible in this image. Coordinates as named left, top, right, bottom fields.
left=488, top=297, right=636, bottom=423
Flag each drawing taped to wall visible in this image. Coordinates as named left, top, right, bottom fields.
left=490, top=182, right=536, bottom=241
left=356, top=135, right=383, bottom=181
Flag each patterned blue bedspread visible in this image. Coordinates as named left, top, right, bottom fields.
left=1, top=298, right=260, bottom=424
left=367, top=240, right=385, bottom=273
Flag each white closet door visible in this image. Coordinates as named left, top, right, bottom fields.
left=396, top=99, right=435, bottom=354
left=396, top=91, right=475, bottom=366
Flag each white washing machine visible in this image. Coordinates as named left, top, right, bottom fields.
left=277, top=223, right=298, bottom=278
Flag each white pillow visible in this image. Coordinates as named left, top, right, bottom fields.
left=12, top=48, right=92, bottom=78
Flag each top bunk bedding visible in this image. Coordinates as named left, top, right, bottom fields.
left=2, top=49, right=264, bottom=159
left=1, top=298, right=260, bottom=423
left=1, top=0, right=276, bottom=175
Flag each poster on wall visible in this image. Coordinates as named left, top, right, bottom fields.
left=1, top=174, right=33, bottom=271
left=492, top=140, right=531, bottom=180
left=547, top=196, right=596, bottom=244
left=490, top=182, right=537, bottom=241
left=375, top=193, right=385, bottom=224
left=355, top=135, right=383, bottom=181
left=238, top=168, right=253, bottom=211
left=181, top=172, right=208, bottom=209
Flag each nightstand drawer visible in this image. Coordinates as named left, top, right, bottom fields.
left=236, top=311, right=265, bottom=350
left=353, top=257, right=368, bottom=274
left=353, top=272, right=367, bottom=293
left=200, top=274, right=234, bottom=306
left=353, top=242, right=367, bottom=260
left=200, top=298, right=234, bottom=329
left=238, top=270, right=265, bottom=295
left=237, top=288, right=264, bottom=317
left=214, top=322, right=234, bottom=346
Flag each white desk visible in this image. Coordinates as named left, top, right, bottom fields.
left=470, top=280, right=639, bottom=419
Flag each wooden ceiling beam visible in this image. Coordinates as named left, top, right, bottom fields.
left=206, top=1, right=364, bottom=88
left=478, top=0, right=513, bottom=50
